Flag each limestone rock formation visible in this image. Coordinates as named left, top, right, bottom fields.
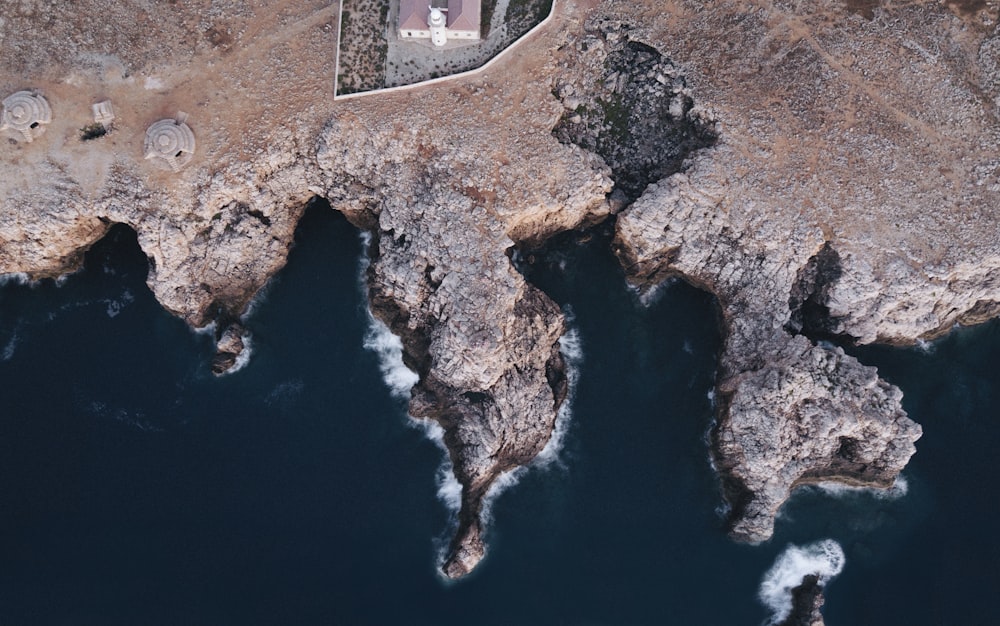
left=611, top=0, right=1000, bottom=541
left=779, top=574, right=827, bottom=626
left=0, top=0, right=612, bottom=579
left=316, top=97, right=611, bottom=575
left=2, top=0, right=1000, bottom=586
left=614, top=164, right=923, bottom=542
left=0, top=0, right=337, bottom=365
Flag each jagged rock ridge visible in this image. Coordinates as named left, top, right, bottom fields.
left=551, top=17, right=717, bottom=201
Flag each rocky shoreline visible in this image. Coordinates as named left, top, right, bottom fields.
left=779, top=574, right=827, bottom=626
left=3, top=0, right=1000, bottom=593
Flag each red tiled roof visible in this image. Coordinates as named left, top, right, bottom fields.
left=399, top=0, right=429, bottom=30
left=447, top=0, right=480, bottom=32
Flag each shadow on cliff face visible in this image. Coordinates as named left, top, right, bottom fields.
left=784, top=241, right=877, bottom=351
left=552, top=22, right=718, bottom=202
left=69, top=222, right=247, bottom=373
left=785, top=242, right=857, bottom=344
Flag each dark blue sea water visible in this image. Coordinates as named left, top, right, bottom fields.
left=0, top=204, right=997, bottom=625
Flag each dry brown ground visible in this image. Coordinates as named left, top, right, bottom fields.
left=1, top=0, right=338, bottom=197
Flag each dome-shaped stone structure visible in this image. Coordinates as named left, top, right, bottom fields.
left=143, top=118, right=196, bottom=171
left=1, top=91, right=52, bottom=143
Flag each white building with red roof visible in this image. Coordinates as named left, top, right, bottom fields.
left=398, top=0, right=480, bottom=46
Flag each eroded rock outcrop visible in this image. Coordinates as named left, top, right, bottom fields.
left=779, top=574, right=827, bottom=626
left=612, top=0, right=1000, bottom=541
left=614, top=163, right=922, bottom=541
left=317, top=98, right=610, bottom=575
left=0, top=0, right=336, bottom=364
left=0, top=0, right=612, bottom=578
left=4, top=0, right=1000, bottom=586
left=551, top=16, right=717, bottom=201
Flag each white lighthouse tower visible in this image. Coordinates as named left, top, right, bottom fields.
left=428, top=7, right=447, bottom=46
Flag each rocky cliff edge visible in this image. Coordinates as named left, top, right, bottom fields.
left=3, top=0, right=1000, bottom=583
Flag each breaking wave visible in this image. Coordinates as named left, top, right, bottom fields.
left=481, top=313, right=583, bottom=522
left=353, top=232, right=455, bottom=554
left=103, top=289, right=135, bottom=318
left=363, top=314, right=419, bottom=398
left=536, top=318, right=582, bottom=468
left=807, top=475, right=909, bottom=500
left=915, top=338, right=936, bottom=354
left=414, top=416, right=466, bottom=574
left=2, top=330, right=19, bottom=361
left=54, top=270, right=79, bottom=287
left=356, top=231, right=419, bottom=399
left=223, top=334, right=254, bottom=375
left=0, top=272, right=32, bottom=287
left=759, top=539, right=845, bottom=625
left=240, top=280, right=275, bottom=322
left=411, top=418, right=463, bottom=516
left=194, top=321, right=217, bottom=337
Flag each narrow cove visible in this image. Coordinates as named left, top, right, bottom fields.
left=0, top=205, right=996, bottom=624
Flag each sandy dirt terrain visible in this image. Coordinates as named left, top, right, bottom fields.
left=1, top=0, right=338, bottom=198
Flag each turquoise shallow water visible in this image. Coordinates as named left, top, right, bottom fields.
left=0, top=204, right=997, bottom=625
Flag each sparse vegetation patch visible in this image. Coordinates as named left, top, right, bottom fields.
left=552, top=23, right=717, bottom=200
left=337, top=0, right=391, bottom=94
left=80, top=123, right=108, bottom=141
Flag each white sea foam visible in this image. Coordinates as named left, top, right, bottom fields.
left=481, top=467, right=528, bottom=524
left=54, top=269, right=80, bottom=287
left=220, top=334, right=253, bottom=376
left=354, top=231, right=452, bottom=519
left=363, top=314, right=419, bottom=398
left=915, top=338, right=936, bottom=354
left=407, top=418, right=463, bottom=515
left=807, top=474, right=909, bottom=500
left=103, top=289, right=134, bottom=318
left=482, top=316, right=583, bottom=522
left=356, top=231, right=420, bottom=399
left=240, top=280, right=275, bottom=322
left=631, top=277, right=676, bottom=308
left=193, top=320, right=217, bottom=336
left=1, top=331, right=19, bottom=361
left=411, top=415, right=467, bottom=576
left=535, top=320, right=582, bottom=468
left=759, top=539, right=845, bottom=625
left=0, top=273, right=32, bottom=287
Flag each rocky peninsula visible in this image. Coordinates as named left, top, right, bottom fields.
left=3, top=0, right=999, bottom=591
